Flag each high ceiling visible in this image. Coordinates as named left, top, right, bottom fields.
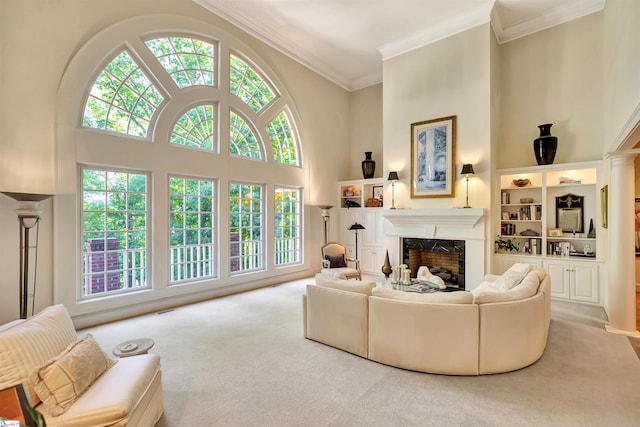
left=194, top=0, right=604, bottom=91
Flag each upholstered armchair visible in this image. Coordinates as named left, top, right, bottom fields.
left=321, top=242, right=362, bottom=280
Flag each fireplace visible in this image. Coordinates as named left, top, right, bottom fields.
left=402, top=238, right=465, bottom=289
left=382, top=208, right=485, bottom=290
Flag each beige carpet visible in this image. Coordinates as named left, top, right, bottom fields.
left=81, top=277, right=640, bottom=426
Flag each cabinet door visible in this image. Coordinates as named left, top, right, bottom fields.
left=361, top=246, right=385, bottom=274
left=570, top=261, right=598, bottom=303
left=543, top=259, right=571, bottom=299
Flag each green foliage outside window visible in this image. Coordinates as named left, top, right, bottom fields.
left=229, top=54, right=275, bottom=112
left=145, top=37, right=215, bottom=88
left=267, top=111, right=298, bottom=166
left=230, top=111, right=261, bottom=159
left=171, top=104, right=216, bottom=151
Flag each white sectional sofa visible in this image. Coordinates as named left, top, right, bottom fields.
left=303, top=266, right=551, bottom=375
left=0, top=304, right=164, bottom=426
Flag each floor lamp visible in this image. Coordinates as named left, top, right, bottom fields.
left=2, top=192, right=53, bottom=319
left=316, top=205, right=333, bottom=245
left=347, top=222, right=365, bottom=259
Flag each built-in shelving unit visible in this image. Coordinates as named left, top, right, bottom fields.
left=494, top=161, right=603, bottom=305
left=337, top=178, right=385, bottom=275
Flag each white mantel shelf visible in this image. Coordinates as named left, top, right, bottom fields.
left=383, top=208, right=485, bottom=228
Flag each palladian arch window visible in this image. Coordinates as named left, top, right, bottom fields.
left=171, top=104, right=217, bottom=151
left=145, top=37, right=216, bottom=88
left=229, top=53, right=276, bottom=112
left=76, top=30, right=303, bottom=301
left=83, top=51, right=164, bottom=137
left=229, top=111, right=262, bottom=159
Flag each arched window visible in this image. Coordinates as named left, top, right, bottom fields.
left=70, top=25, right=304, bottom=301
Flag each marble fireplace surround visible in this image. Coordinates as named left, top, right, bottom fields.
left=382, top=209, right=486, bottom=289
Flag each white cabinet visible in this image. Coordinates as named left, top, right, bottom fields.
left=543, top=259, right=598, bottom=303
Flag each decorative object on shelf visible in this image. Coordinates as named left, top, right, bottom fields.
left=362, top=151, right=375, bottom=179
left=410, top=115, right=456, bottom=198
left=587, top=218, right=596, bottom=238
left=548, top=228, right=563, bottom=237
left=532, top=123, right=558, bottom=165
left=365, top=198, right=380, bottom=207
left=495, top=235, right=519, bottom=253
left=2, top=191, right=54, bottom=319
left=460, top=163, right=475, bottom=208
left=316, top=205, right=333, bottom=245
left=558, top=175, right=581, bottom=184
left=344, top=186, right=354, bottom=197
left=387, top=171, right=399, bottom=209
left=372, top=185, right=383, bottom=200
left=556, top=193, right=584, bottom=233
left=512, top=178, right=530, bottom=187
left=345, top=199, right=360, bottom=208
left=381, top=250, right=392, bottom=278
left=347, top=222, right=366, bottom=259
left=520, top=197, right=534, bottom=203
left=520, top=229, right=540, bottom=236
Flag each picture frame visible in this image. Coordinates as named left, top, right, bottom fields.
left=502, top=211, right=510, bottom=220
left=548, top=228, right=563, bottom=237
left=601, top=185, right=608, bottom=229
left=372, top=185, right=383, bottom=199
left=410, top=115, right=456, bottom=198
left=556, top=193, right=584, bottom=233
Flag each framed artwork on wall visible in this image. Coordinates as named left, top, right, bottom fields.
left=410, top=115, right=456, bottom=198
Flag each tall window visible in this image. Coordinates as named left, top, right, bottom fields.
left=229, top=183, right=263, bottom=273
left=81, top=168, right=148, bottom=296
left=69, top=25, right=304, bottom=306
left=274, top=187, right=301, bottom=266
left=169, top=176, right=217, bottom=282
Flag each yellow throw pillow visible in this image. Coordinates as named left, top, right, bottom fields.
left=28, top=334, right=116, bottom=416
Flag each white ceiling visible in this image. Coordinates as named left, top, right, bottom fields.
left=193, top=0, right=604, bottom=91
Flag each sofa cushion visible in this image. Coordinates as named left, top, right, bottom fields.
left=0, top=304, right=78, bottom=405
left=29, top=334, right=116, bottom=416
left=371, top=287, right=473, bottom=304
left=34, top=354, right=162, bottom=427
left=324, top=253, right=347, bottom=268
left=490, top=263, right=532, bottom=291
left=315, top=273, right=375, bottom=295
left=474, top=269, right=544, bottom=304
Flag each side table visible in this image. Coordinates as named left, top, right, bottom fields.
left=113, top=337, right=155, bottom=358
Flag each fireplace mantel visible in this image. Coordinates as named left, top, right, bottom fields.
left=383, top=208, right=484, bottom=227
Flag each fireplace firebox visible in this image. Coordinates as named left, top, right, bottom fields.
left=401, top=238, right=465, bottom=290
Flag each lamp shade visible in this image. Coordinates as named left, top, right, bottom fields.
left=348, top=222, right=365, bottom=230
left=461, top=164, right=475, bottom=175
left=387, top=171, right=399, bottom=181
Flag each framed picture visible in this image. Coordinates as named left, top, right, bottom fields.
left=548, top=228, right=563, bottom=237
left=372, top=185, right=383, bottom=199
left=601, top=185, right=608, bottom=229
left=556, top=193, right=584, bottom=233
left=411, top=115, right=456, bottom=198
left=502, top=211, right=510, bottom=220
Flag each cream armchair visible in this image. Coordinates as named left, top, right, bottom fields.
left=321, top=242, right=362, bottom=280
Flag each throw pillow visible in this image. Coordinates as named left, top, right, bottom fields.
left=324, top=254, right=347, bottom=268
left=490, top=263, right=532, bottom=292
left=29, top=334, right=116, bottom=416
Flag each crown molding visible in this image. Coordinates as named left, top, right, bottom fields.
left=193, top=0, right=355, bottom=90
left=378, top=3, right=493, bottom=61
left=492, top=0, right=605, bottom=44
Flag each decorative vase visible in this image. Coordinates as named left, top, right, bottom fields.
left=362, top=152, right=375, bottom=179
left=381, top=250, right=392, bottom=278
left=533, top=123, right=558, bottom=165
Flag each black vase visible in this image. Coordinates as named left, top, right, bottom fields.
left=533, top=123, right=558, bottom=165
left=362, top=152, right=375, bottom=179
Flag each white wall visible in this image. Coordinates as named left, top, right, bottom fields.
left=603, top=0, right=640, bottom=149
left=0, top=0, right=351, bottom=324
left=382, top=24, right=493, bottom=212
left=498, top=12, right=605, bottom=168
left=349, top=84, right=383, bottom=181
